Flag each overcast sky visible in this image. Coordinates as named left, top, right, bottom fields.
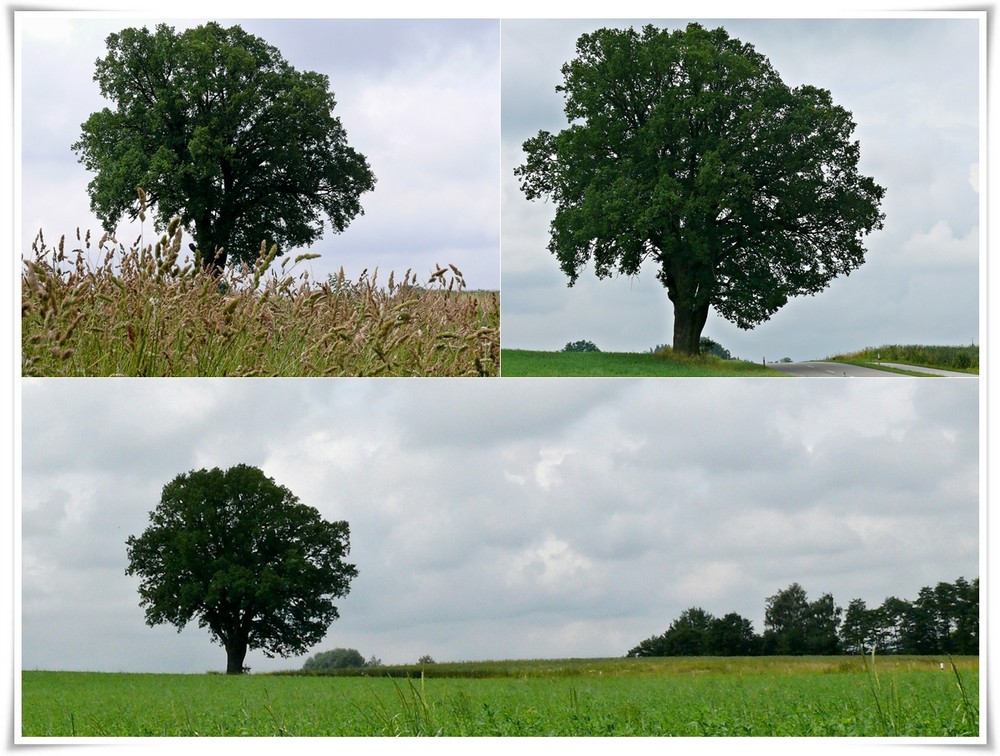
left=16, top=14, right=500, bottom=290
left=19, top=377, right=978, bottom=674
left=501, top=15, right=982, bottom=361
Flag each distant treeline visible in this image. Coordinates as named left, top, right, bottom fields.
left=627, top=577, right=978, bottom=658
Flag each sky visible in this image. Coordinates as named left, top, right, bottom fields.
left=19, top=377, right=979, bottom=674
left=501, top=15, right=983, bottom=361
left=16, top=14, right=500, bottom=290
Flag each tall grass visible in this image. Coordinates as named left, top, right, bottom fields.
left=22, top=222, right=499, bottom=377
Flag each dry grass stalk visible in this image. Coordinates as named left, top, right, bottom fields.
left=22, top=222, right=499, bottom=377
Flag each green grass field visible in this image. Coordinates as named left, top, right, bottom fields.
left=501, top=349, right=783, bottom=377
left=21, top=656, right=979, bottom=737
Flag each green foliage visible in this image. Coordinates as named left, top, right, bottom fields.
left=628, top=577, right=977, bottom=659
left=125, top=464, right=358, bottom=674
left=698, top=337, right=732, bottom=360
left=562, top=339, right=600, bottom=352
left=302, top=648, right=366, bottom=671
left=627, top=609, right=759, bottom=658
left=21, top=229, right=499, bottom=377
left=21, top=658, right=979, bottom=736
left=516, top=23, right=885, bottom=354
left=72, top=22, right=375, bottom=270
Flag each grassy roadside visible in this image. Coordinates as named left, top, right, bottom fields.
left=828, top=344, right=979, bottom=375
left=501, top=349, right=784, bottom=377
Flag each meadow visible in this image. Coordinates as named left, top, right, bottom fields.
left=500, top=349, right=783, bottom=377
left=21, top=656, right=979, bottom=738
left=21, top=223, right=499, bottom=377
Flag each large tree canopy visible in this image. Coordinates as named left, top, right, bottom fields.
left=125, top=464, right=358, bottom=674
left=516, top=23, right=886, bottom=354
left=73, top=22, right=376, bottom=272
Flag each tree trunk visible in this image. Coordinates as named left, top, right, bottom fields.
left=193, top=219, right=227, bottom=274
left=671, top=299, right=710, bottom=355
left=225, top=639, right=248, bottom=675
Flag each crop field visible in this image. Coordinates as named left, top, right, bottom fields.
left=21, top=225, right=499, bottom=377
left=21, top=656, right=979, bottom=738
left=501, top=349, right=782, bottom=377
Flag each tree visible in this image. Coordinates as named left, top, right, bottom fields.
left=706, top=612, right=759, bottom=656
left=762, top=583, right=809, bottom=655
left=516, top=23, right=885, bottom=354
left=803, top=592, right=841, bottom=655
left=125, top=464, right=358, bottom=674
left=302, top=647, right=366, bottom=671
left=626, top=631, right=667, bottom=658
left=563, top=339, right=600, bottom=352
left=699, top=337, right=732, bottom=360
left=840, top=598, right=879, bottom=655
left=73, top=22, right=376, bottom=272
left=660, top=607, right=715, bottom=655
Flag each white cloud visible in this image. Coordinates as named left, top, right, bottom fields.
left=506, top=536, right=595, bottom=590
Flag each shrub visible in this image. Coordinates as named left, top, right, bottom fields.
left=302, top=648, right=366, bottom=671
left=699, top=337, right=732, bottom=360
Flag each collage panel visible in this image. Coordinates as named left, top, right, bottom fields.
left=20, top=16, right=500, bottom=377
left=500, top=17, right=979, bottom=378
left=19, top=378, right=980, bottom=738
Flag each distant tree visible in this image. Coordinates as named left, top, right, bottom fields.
left=907, top=586, right=946, bottom=654
left=418, top=655, right=436, bottom=665
left=125, top=464, right=358, bottom=674
left=949, top=577, right=979, bottom=654
left=706, top=612, right=759, bottom=656
left=626, top=632, right=667, bottom=658
left=516, top=23, right=885, bottom=354
left=699, top=337, right=732, bottom=360
left=874, top=596, right=913, bottom=654
left=563, top=339, right=600, bottom=352
left=365, top=654, right=383, bottom=668
left=303, top=647, right=366, bottom=671
left=803, top=592, right=842, bottom=654
left=840, top=598, right=878, bottom=655
left=661, top=607, right=715, bottom=655
left=762, top=583, right=810, bottom=655
left=73, top=22, right=376, bottom=272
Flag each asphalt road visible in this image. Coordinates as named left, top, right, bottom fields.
left=768, top=361, right=978, bottom=378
